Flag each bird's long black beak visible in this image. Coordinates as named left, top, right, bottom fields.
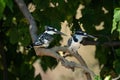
left=87, top=34, right=96, bottom=38
left=56, top=31, right=67, bottom=36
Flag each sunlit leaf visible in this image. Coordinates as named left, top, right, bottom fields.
left=104, top=75, right=111, bottom=80
left=94, top=75, right=102, bottom=80
left=111, top=8, right=120, bottom=33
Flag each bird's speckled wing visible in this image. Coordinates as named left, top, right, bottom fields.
left=33, top=34, right=43, bottom=46
left=67, top=37, right=72, bottom=47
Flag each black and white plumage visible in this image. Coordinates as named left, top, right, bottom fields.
left=27, top=26, right=66, bottom=48
left=67, top=31, right=95, bottom=52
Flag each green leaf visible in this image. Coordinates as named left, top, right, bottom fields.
left=95, top=46, right=108, bottom=65
left=111, top=8, right=120, bottom=33
left=0, top=0, right=6, bottom=19
left=4, top=0, right=13, bottom=12
left=17, top=23, right=31, bottom=46
left=33, top=0, right=49, bottom=9
left=9, top=27, right=19, bottom=44
left=115, top=49, right=120, bottom=57
left=94, top=75, right=102, bottom=80
left=20, top=63, right=35, bottom=80
left=40, top=56, right=58, bottom=72
left=104, top=75, right=111, bottom=80
left=114, top=8, right=120, bottom=22
left=117, top=22, right=120, bottom=32
left=114, top=60, right=120, bottom=74
left=34, top=74, right=41, bottom=80
left=19, top=32, right=31, bottom=46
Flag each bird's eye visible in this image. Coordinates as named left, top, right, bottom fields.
left=47, top=28, right=51, bottom=31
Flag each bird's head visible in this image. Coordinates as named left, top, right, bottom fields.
left=75, top=31, right=95, bottom=38
left=45, top=26, right=67, bottom=36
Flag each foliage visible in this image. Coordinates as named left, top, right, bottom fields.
left=0, top=0, right=120, bottom=80
left=94, top=75, right=102, bottom=80
left=112, top=8, right=120, bottom=38
left=0, top=0, right=5, bottom=19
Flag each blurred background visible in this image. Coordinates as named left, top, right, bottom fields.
left=0, top=0, right=120, bottom=80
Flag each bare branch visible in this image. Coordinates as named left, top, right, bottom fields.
left=82, top=40, right=120, bottom=47
left=14, top=0, right=37, bottom=41
left=35, top=46, right=96, bottom=79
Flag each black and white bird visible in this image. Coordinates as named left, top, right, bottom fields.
left=27, top=26, right=66, bottom=48
left=67, top=30, right=95, bottom=52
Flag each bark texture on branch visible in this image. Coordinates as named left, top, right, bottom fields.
left=15, top=0, right=37, bottom=41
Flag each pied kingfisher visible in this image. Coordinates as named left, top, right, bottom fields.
left=67, top=30, right=95, bottom=52
left=27, top=26, right=66, bottom=48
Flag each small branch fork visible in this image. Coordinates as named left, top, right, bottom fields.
left=35, top=45, right=96, bottom=80
left=34, top=46, right=96, bottom=80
